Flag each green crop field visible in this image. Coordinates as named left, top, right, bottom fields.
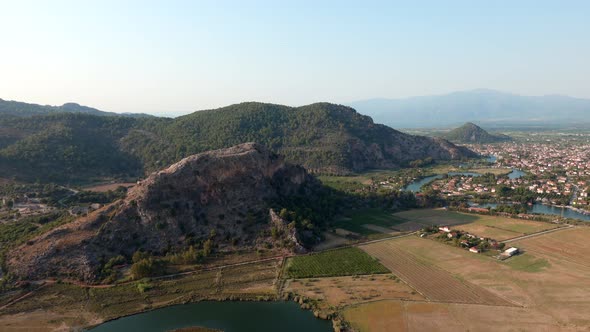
left=333, top=208, right=407, bottom=235
left=284, top=247, right=390, bottom=278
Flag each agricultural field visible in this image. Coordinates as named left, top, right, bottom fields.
left=346, top=231, right=590, bottom=331
left=0, top=260, right=280, bottom=331
left=284, top=247, right=389, bottom=279
left=360, top=240, right=512, bottom=305
left=393, top=208, right=476, bottom=226
left=502, top=253, right=550, bottom=273
left=333, top=208, right=407, bottom=236
left=285, top=274, right=424, bottom=308
left=343, top=300, right=565, bottom=332
left=512, top=226, right=590, bottom=268
left=395, top=208, right=560, bottom=240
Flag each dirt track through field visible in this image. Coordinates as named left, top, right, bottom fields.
left=361, top=240, right=515, bottom=306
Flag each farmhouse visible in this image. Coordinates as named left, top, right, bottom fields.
left=469, top=247, right=481, bottom=253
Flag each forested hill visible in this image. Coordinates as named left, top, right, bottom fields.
left=0, top=98, right=152, bottom=118
left=442, top=122, right=511, bottom=143
left=0, top=102, right=478, bottom=183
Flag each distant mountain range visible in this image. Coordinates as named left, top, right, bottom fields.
left=0, top=98, right=153, bottom=118
left=348, top=89, right=590, bottom=128
left=441, top=122, right=511, bottom=144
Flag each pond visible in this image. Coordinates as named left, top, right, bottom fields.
left=89, top=301, right=332, bottom=332
left=469, top=202, right=590, bottom=221
left=507, top=169, right=525, bottom=179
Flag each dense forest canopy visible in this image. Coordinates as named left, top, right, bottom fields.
left=0, top=101, right=477, bottom=183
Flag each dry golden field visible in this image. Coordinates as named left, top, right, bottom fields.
left=512, top=227, right=590, bottom=268
left=285, top=274, right=425, bottom=308
left=346, top=230, right=590, bottom=331
left=360, top=240, right=513, bottom=305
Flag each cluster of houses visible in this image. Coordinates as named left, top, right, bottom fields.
left=435, top=226, right=505, bottom=254
left=431, top=176, right=497, bottom=196
left=471, top=141, right=590, bottom=207
left=421, top=225, right=520, bottom=258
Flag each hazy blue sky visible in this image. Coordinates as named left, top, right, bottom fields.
left=1, top=0, right=589, bottom=115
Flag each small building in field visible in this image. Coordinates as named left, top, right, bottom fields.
left=439, top=226, right=451, bottom=233
left=469, top=247, right=480, bottom=253
left=504, top=247, right=519, bottom=257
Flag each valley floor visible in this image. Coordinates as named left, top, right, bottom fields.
left=1, top=208, right=590, bottom=331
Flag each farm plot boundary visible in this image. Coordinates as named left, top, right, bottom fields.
left=360, top=240, right=515, bottom=306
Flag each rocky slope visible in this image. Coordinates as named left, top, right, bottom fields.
left=6, top=143, right=318, bottom=282
left=442, top=122, right=511, bottom=143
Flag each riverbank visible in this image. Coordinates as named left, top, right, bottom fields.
left=468, top=201, right=590, bottom=222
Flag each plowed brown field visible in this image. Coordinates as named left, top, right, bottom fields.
left=361, top=240, right=513, bottom=306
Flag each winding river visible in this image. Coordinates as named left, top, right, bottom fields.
left=404, top=169, right=524, bottom=193
left=470, top=202, right=590, bottom=221
left=403, top=169, right=589, bottom=221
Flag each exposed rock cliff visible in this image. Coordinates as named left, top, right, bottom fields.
left=7, top=143, right=317, bottom=282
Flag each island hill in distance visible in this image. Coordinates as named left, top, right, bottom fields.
left=439, top=122, right=512, bottom=144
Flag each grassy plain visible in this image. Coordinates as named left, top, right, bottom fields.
left=502, top=253, right=550, bottom=272
left=284, top=247, right=389, bottom=279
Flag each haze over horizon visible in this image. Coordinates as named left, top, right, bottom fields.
left=1, top=0, right=589, bottom=115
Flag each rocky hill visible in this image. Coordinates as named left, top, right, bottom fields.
left=6, top=143, right=326, bottom=282
left=442, top=122, right=511, bottom=143
left=0, top=101, right=478, bottom=182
